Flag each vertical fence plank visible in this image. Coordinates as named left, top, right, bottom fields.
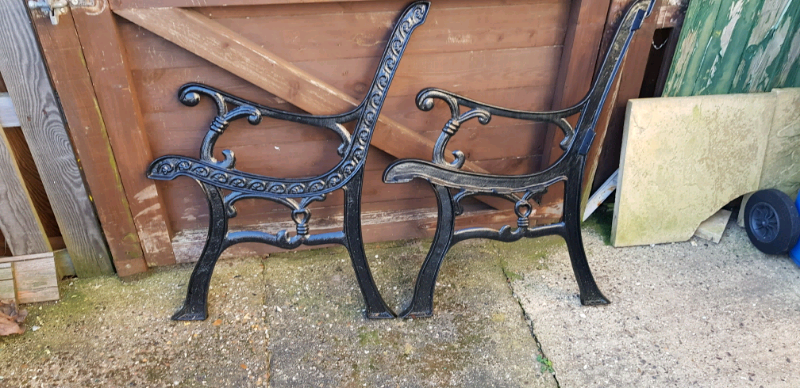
left=663, top=0, right=725, bottom=96
left=70, top=6, right=176, bottom=266
left=732, top=0, right=800, bottom=92
left=664, top=0, right=800, bottom=96
left=0, top=124, right=51, bottom=256
left=30, top=10, right=149, bottom=276
left=0, top=0, right=113, bottom=276
left=692, top=0, right=762, bottom=95
left=539, top=0, right=613, bottom=208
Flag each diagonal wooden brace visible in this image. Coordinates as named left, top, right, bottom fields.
left=115, top=7, right=509, bottom=210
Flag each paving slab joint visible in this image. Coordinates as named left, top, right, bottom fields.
left=499, top=259, right=562, bottom=388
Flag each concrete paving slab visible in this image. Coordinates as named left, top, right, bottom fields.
left=508, top=224, right=800, bottom=387
left=760, top=88, right=800, bottom=198
left=613, top=93, right=774, bottom=247
left=263, top=241, right=556, bottom=388
left=2, top=222, right=798, bottom=387
left=0, top=258, right=270, bottom=387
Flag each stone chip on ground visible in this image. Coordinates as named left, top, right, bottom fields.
left=264, top=241, right=556, bottom=388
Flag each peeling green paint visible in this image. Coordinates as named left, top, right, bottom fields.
left=665, top=0, right=800, bottom=96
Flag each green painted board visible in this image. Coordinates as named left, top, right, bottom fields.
left=665, top=0, right=800, bottom=96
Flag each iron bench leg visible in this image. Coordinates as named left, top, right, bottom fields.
left=172, top=183, right=228, bottom=321
left=343, top=170, right=396, bottom=319
left=562, top=167, right=609, bottom=306
left=399, top=183, right=456, bottom=318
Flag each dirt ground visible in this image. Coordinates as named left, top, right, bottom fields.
left=1, top=217, right=798, bottom=387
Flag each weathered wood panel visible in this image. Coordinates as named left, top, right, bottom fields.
left=0, top=0, right=113, bottom=276
left=731, top=0, right=800, bottom=92
left=0, top=252, right=59, bottom=304
left=0, top=124, right=50, bottom=256
left=71, top=5, right=176, bottom=267
left=114, top=7, right=509, bottom=176
left=539, top=0, right=613, bottom=208
left=30, top=11, right=149, bottom=277
left=111, top=0, right=376, bottom=9
left=664, top=0, right=800, bottom=96
left=114, top=0, right=572, bottom=236
left=23, top=0, right=623, bottom=264
left=2, top=126, right=60, bottom=240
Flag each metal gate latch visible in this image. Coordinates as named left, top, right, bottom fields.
left=28, top=0, right=95, bottom=25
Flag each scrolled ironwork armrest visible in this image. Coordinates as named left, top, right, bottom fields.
left=415, top=88, right=491, bottom=169
left=180, top=83, right=356, bottom=157
left=416, top=88, right=581, bottom=159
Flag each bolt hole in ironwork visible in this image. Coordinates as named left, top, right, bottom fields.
left=749, top=203, right=780, bottom=242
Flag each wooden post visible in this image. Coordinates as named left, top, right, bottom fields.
left=539, top=0, right=613, bottom=207
left=580, top=0, right=660, bottom=212
left=70, top=5, right=176, bottom=266
left=0, top=0, right=113, bottom=276
left=0, top=123, right=51, bottom=256
left=29, top=10, right=149, bottom=277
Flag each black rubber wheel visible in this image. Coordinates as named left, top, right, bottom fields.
left=744, top=189, right=800, bottom=255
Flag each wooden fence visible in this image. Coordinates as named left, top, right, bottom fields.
left=1, top=0, right=686, bottom=277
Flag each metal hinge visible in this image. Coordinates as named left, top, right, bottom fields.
left=28, top=0, right=95, bottom=25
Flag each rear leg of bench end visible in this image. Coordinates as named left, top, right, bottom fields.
left=343, top=172, right=396, bottom=319
left=563, top=174, right=609, bottom=306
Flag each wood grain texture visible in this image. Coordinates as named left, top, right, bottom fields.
left=2, top=126, right=60, bottom=238
left=731, top=0, right=800, bottom=92
left=114, top=7, right=475, bottom=160
left=115, top=6, right=511, bottom=210
left=31, top=11, right=149, bottom=277
left=539, top=0, right=613, bottom=207
left=0, top=124, right=51, bottom=256
left=0, top=1, right=113, bottom=277
left=10, top=254, right=59, bottom=304
left=662, top=0, right=800, bottom=97
left=71, top=5, right=176, bottom=267
left=580, top=0, right=659, bottom=212
left=126, top=0, right=569, bottom=64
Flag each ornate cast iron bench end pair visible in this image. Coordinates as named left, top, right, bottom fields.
left=147, top=0, right=654, bottom=320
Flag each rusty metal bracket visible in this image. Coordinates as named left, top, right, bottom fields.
left=28, top=0, right=95, bottom=25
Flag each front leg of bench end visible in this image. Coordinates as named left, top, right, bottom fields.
left=342, top=171, right=396, bottom=319
left=399, top=183, right=456, bottom=319
left=172, top=182, right=229, bottom=321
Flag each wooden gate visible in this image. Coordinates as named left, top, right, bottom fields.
left=19, top=0, right=676, bottom=275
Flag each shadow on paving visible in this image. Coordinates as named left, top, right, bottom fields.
left=264, top=240, right=556, bottom=388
